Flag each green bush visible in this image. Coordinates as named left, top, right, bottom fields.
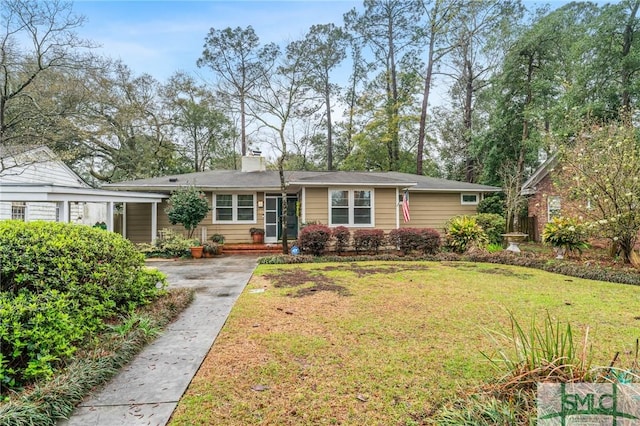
left=353, top=229, right=385, bottom=254
left=477, top=194, right=506, bottom=216
left=138, top=228, right=196, bottom=258
left=0, top=290, right=84, bottom=386
left=542, top=217, right=590, bottom=256
left=0, top=221, right=166, bottom=391
left=299, top=224, right=332, bottom=256
left=474, top=213, right=506, bottom=245
left=445, top=216, right=489, bottom=253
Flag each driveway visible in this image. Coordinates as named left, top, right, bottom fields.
left=59, top=255, right=260, bottom=426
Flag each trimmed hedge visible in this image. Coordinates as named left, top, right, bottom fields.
left=388, top=228, right=441, bottom=255
left=0, top=221, right=166, bottom=390
left=299, top=224, right=332, bottom=255
left=332, top=226, right=351, bottom=254
left=353, top=229, right=385, bottom=253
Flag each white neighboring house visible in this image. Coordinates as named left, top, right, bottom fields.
left=0, top=146, right=167, bottom=241
left=0, top=146, right=106, bottom=224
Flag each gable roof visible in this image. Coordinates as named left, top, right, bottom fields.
left=105, top=169, right=500, bottom=193
left=0, top=145, right=89, bottom=188
left=521, top=154, right=559, bottom=196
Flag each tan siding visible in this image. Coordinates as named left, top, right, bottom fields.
left=156, top=192, right=266, bottom=244
left=303, top=187, right=328, bottom=224
left=373, top=188, right=397, bottom=232
left=403, top=192, right=478, bottom=232
left=126, top=203, right=152, bottom=243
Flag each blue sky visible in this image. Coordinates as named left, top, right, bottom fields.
left=71, top=1, right=585, bottom=83
left=73, top=1, right=360, bottom=82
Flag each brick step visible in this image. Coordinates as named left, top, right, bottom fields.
left=222, top=243, right=284, bottom=255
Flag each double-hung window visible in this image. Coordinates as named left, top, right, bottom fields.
left=214, top=194, right=255, bottom=223
left=548, top=196, right=561, bottom=221
left=329, top=189, right=372, bottom=226
left=11, top=202, right=26, bottom=221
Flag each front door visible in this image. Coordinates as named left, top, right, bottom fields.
left=264, top=195, right=298, bottom=243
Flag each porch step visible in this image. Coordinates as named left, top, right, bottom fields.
left=222, top=243, right=284, bottom=255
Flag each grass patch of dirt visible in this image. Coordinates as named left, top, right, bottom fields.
left=170, top=261, right=640, bottom=425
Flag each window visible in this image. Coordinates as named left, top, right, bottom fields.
left=214, top=194, right=255, bottom=223
left=329, top=189, right=372, bottom=226
left=11, top=202, right=26, bottom=221
left=548, top=196, right=561, bottom=221
left=461, top=193, right=479, bottom=205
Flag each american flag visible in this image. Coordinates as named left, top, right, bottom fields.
left=402, top=190, right=410, bottom=223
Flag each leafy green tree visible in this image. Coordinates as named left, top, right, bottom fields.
left=75, top=62, right=179, bottom=183
left=163, top=72, right=236, bottom=172
left=344, top=0, right=423, bottom=171
left=297, top=23, right=348, bottom=170
left=198, top=26, right=278, bottom=156
left=165, top=186, right=210, bottom=240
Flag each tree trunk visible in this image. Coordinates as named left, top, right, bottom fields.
left=240, top=92, right=247, bottom=156
left=463, top=54, right=474, bottom=183
left=325, top=77, right=333, bottom=170
left=417, top=33, right=436, bottom=176
left=621, top=0, right=640, bottom=110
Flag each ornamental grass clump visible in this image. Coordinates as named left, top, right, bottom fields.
left=542, top=217, right=590, bottom=257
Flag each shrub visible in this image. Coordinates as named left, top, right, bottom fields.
left=298, top=224, right=332, bottom=256
left=477, top=194, right=506, bottom=216
left=0, top=290, right=84, bottom=387
left=0, top=221, right=166, bottom=391
left=388, top=228, right=441, bottom=255
left=138, top=228, right=195, bottom=258
left=353, top=229, right=385, bottom=254
left=474, top=213, right=506, bottom=245
left=332, top=226, right=351, bottom=254
left=542, top=217, right=590, bottom=256
left=445, top=216, right=489, bottom=253
left=419, top=228, right=441, bottom=254
left=165, top=186, right=209, bottom=239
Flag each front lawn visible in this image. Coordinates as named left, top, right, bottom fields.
left=169, top=261, right=640, bottom=425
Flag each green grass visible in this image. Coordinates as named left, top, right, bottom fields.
left=170, top=261, right=640, bottom=425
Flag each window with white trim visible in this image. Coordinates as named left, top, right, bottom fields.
left=329, top=189, right=372, bottom=226
left=461, top=193, right=479, bottom=205
left=11, top=202, right=26, bottom=221
left=548, top=196, right=561, bottom=221
left=213, top=194, right=255, bottom=223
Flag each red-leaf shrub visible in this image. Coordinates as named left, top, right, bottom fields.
left=419, top=228, right=441, bottom=254
left=353, top=229, right=385, bottom=253
left=388, top=228, right=441, bottom=255
left=332, top=226, right=351, bottom=254
left=299, top=224, right=332, bottom=256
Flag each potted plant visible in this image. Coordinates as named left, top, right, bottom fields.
left=249, top=227, right=265, bottom=243
left=202, top=241, right=219, bottom=257
left=210, top=233, right=225, bottom=254
left=165, top=186, right=210, bottom=258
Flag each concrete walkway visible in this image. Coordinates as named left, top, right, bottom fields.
left=59, top=255, right=259, bottom=426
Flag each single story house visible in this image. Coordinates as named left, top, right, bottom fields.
left=105, top=155, right=500, bottom=244
left=0, top=145, right=167, bottom=234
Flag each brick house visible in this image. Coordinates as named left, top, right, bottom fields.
left=521, top=154, right=590, bottom=242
